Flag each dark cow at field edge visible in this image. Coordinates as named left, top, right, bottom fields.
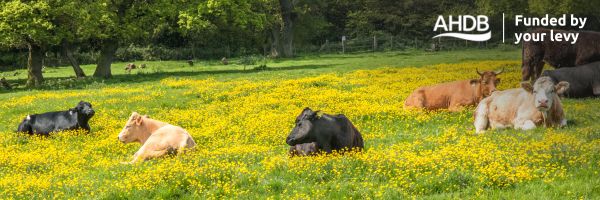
left=542, top=61, right=600, bottom=98
left=17, top=101, right=95, bottom=135
left=404, top=69, right=503, bottom=111
left=522, top=28, right=600, bottom=82
left=286, top=108, right=364, bottom=154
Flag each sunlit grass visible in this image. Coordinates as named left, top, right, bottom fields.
left=0, top=49, right=598, bottom=199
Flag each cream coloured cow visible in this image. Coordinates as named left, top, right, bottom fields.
left=118, top=112, right=196, bottom=164
left=474, top=76, right=569, bottom=133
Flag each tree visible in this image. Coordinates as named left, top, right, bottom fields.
left=178, top=0, right=267, bottom=58
left=0, top=0, right=101, bottom=85
left=0, top=1, right=55, bottom=87
left=52, top=1, right=96, bottom=78
left=528, top=0, right=600, bottom=30
left=91, top=0, right=177, bottom=78
left=278, top=0, right=295, bottom=57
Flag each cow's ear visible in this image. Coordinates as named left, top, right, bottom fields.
left=555, top=81, right=570, bottom=95
left=134, top=115, right=143, bottom=125
left=521, top=82, right=533, bottom=93
left=469, top=79, right=479, bottom=86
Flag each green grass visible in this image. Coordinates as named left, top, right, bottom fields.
left=1, top=48, right=599, bottom=199
left=1, top=49, right=520, bottom=91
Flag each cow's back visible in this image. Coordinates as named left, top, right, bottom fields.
left=528, top=29, right=577, bottom=68
left=543, top=41, right=577, bottom=68
left=575, top=31, right=600, bottom=65
left=544, top=62, right=600, bottom=98
left=150, top=125, right=195, bottom=149
left=28, top=111, right=81, bottom=134
left=405, top=80, right=474, bottom=109
left=331, top=114, right=364, bottom=150
left=487, top=89, right=537, bottom=126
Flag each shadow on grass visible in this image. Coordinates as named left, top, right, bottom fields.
left=0, top=64, right=334, bottom=93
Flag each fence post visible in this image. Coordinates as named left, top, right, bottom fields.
left=390, top=35, right=393, bottom=51
left=342, top=36, right=346, bottom=54
left=373, top=35, right=377, bottom=52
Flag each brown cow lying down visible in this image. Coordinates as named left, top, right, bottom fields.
left=118, top=112, right=196, bottom=164
left=474, top=77, right=569, bottom=133
left=289, top=142, right=319, bottom=157
left=404, top=69, right=503, bottom=111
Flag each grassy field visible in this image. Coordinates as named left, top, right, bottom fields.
left=0, top=49, right=599, bottom=199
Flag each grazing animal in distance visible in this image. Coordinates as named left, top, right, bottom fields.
left=286, top=108, right=364, bottom=154
left=1, top=77, right=12, bottom=90
left=125, top=63, right=136, bottom=73
left=288, top=142, right=319, bottom=157
left=17, top=101, right=95, bottom=135
left=404, top=69, right=503, bottom=111
left=187, top=60, right=194, bottom=66
left=140, top=63, right=147, bottom=69
left=474, top=77, right=569, bottom=133
left=118, top=112, right=196, bottom=164
left=541, top=61, right=600, bottom=98
left=221, top=57, right=229, bottom=65
left=521, top=28, right=600, bottom=82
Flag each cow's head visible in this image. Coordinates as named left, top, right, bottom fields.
left=118, top=112, right=150, bottom=143
left=286, top=108, right=319, bottom=146
left=74, top=101, right=95, bottom=117
left=471, top=69, right=503, bottom=98
left=521, top=76, right=569, bottom=112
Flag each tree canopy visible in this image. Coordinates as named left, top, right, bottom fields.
left=0, top=0, right=598, bottom=86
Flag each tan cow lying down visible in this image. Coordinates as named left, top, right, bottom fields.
left=118, top=112, right=196, bottom=164
left=404, top=69, right=503, bottom=111
left=474, top=77, right=569, bottom=133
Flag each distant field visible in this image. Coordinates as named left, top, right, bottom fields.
left=1, top=49, right=599, bottom=199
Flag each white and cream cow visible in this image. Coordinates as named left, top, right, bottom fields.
left=118, top=112, right=196, bottom=164
left=474, top=77, right=569, bottom=133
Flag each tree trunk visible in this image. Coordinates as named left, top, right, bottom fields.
left=269, top=25, right=281, bottom=58
left=93, top=40, right=118, bottom=79
left=279, top=0, right=294, bottom=57
left=62, top=40, right=86, bottom=78
left=26, top=43, right=44, bottom=87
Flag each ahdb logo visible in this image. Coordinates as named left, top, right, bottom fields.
left=433, top=15, right=491, bottom=41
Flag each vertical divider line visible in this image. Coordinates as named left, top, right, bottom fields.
left=503, top=13, right=505, bottom=43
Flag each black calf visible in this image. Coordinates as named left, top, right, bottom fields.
left=17, top=101, right=95, bottom=135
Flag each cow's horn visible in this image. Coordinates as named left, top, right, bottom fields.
left=494, top=68, right=504, bottom=75
left=476, top=68, right=483, bottom=76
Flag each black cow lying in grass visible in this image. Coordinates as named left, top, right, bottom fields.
left=17, top=101, right=95, bottom=136
left=286, top=108, right=364, bottom=155
left=542, top=61, right=600, bottom=98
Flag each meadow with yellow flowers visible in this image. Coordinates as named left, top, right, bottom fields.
left=0, top=49, right=598, bottom=199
